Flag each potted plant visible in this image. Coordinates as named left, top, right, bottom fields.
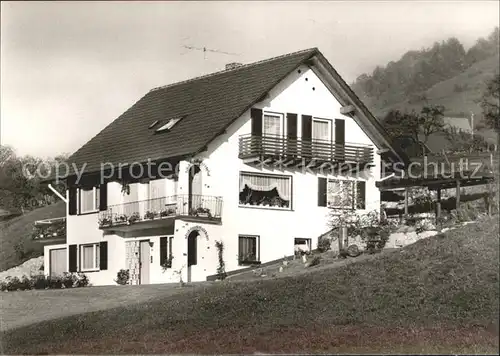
left=99, top=217, right=113, bottom=227
left=144, top=211, right=156, bottom=220
left=128, top=212, right=140, bottom=224
left=114, top=214, right=128, bottom=224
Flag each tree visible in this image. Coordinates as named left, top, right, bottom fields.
left=419, top=104, right=445, bottom=144
left=480, top=74, right=500, bottom=131
left=383, top=109, right=420, bottom=144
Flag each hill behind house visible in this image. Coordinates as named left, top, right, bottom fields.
left=0, top=201, right=66, bottom=272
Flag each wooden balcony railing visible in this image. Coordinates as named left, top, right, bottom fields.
left=98, top=194, right=223, bottom=228
left=238, top=134, right=374, bottom=166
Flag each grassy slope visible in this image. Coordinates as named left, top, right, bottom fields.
left=0, top=201, right=66, bottom=271
left=2, top=217, right=498, bottom=354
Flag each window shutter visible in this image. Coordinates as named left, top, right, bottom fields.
left=301, top=115, right=312, bottom=141
left=318, top=177, right=327, bottom=207
left=99, top=183, right=107, bottom=211
left=68, top=187, right=77, bottom=215
left=160, top=237, right=167, bottom=265
left=286, top=113, right=297, bottom=138
left=335, top=119, right=345, bottom=144
left=250, top=108, right=263, bottom=136
left=99, top=241, right=108, bottom=270
left=356, top=181, right=366, bottom=210
left=68, top=244, right=78, bottom=272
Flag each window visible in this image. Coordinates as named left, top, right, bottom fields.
left=263, top=113, right=282, bottom=137
left=80, top=243, right=100, bottom=271
left=238, top=235, right=259, bottom=265
left=326, top=179, right=366, bottom=210
left=294, top=238, right=312, bottom=256
left=78, top=187, right=100, bottom=214
left=160, top=236, right=174, bottom=268
left=239, top=172, right=292, bottom=209
left=156, top=116, right=183, bottom=132
left=312, top=118, right=331, bottom=142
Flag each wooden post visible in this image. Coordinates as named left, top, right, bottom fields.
left=404, top=187, right=409, bottom=220
left=456, top=180, right=461, bottom=210
left=436, top=188, right=442, bottom=222
left=484, top=194, right=492, bottom=216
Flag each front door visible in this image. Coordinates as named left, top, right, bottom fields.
left=187, top=231, right=198, bottom=282
left=139, top=240, right=150, bottom=284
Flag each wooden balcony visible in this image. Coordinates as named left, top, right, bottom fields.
left=98, top=194, right=223, bottom=230
left=238, top=134, right=374, bottom=171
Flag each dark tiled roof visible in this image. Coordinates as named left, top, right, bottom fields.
left=67, top=48, right=318, bottom=174
left=64, top=47, right=405, bottom=179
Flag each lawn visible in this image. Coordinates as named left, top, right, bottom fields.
left=2, top=216, right=499, bottom=354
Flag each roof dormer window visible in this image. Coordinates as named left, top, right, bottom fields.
left=155, top=116, right=183, bottom=132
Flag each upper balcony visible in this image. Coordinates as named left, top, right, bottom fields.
left=239, top=134, right=374, bottom=171
left=98, top=194, right=223, bottom=230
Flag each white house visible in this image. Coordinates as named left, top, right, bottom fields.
left=44, top=48, right=406, bottom=285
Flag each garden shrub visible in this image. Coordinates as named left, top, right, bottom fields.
left=115, top=269, right=130, bottom=285
left=317, top=234, right=332, bottom=252
left=0, top=273, right=89, bottom=292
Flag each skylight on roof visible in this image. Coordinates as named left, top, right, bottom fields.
left=156, top=117, right=183, bottom=132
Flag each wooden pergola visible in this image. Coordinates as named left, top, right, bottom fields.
left=376, top=152, right=497, bottom=220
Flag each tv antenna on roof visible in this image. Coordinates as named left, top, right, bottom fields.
left=182, top=45, right=239, bottom=60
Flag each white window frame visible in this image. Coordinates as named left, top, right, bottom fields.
left=79, top=243, right=100, bottom=272
left=312, top=117, right=332, bottom=142
left=78, top=187, right=100, bottom=214
left=327, top=179, right=357, bottom=210
left=262, top=111, right=284, bottom=137
left=238, top=172, right=292, bottom=210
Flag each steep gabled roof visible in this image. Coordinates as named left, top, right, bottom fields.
left=64, top=48, right=407, bottom=178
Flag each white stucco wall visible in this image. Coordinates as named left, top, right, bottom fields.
left=194, top=64, right=381, bottom=275
left=59, top=64, right=381, bottom=285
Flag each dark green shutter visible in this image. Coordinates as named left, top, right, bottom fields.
left=68, top=244, right=78, bottom=272
left=68, top=187, right=77, bottom=215
left=301, top=115, right=312, bottom=140
left=99, top=183, right=107, bottom=211
left=160, top=237, right=167, bottom=265
left=356, top=181, right=366, bottom=210
left=318, top=177, right=327, bottom=207
left=335, top=119, right=346, bottom=161
left=99, top=241, right=108, bottom=270
left=286, top=113, right=297, bottom=138
left=250, top=108, right=263, bottom=136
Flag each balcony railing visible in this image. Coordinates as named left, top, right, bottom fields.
left=238, top=134, right=374, bottom=166
left=98, top=194, right=223, bottom=228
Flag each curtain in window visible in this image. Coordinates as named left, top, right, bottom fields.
left=95, top=244, right=100, bottom=269
left=313, top=120, right=330, bottom=142
left=81, top=245, right=94, bottom=269
left=263, top=115, right=281, bottom=136
left=80, top=189, right=94, bottom=212
left=239, top=174, right=291, bottom=201
left=239, top=236, right=257, bottom=260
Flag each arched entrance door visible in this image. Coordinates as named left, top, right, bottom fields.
left=187, top=230, right=199, bottom=282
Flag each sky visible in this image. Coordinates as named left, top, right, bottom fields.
left=1, top=1, right=499, bottom=158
